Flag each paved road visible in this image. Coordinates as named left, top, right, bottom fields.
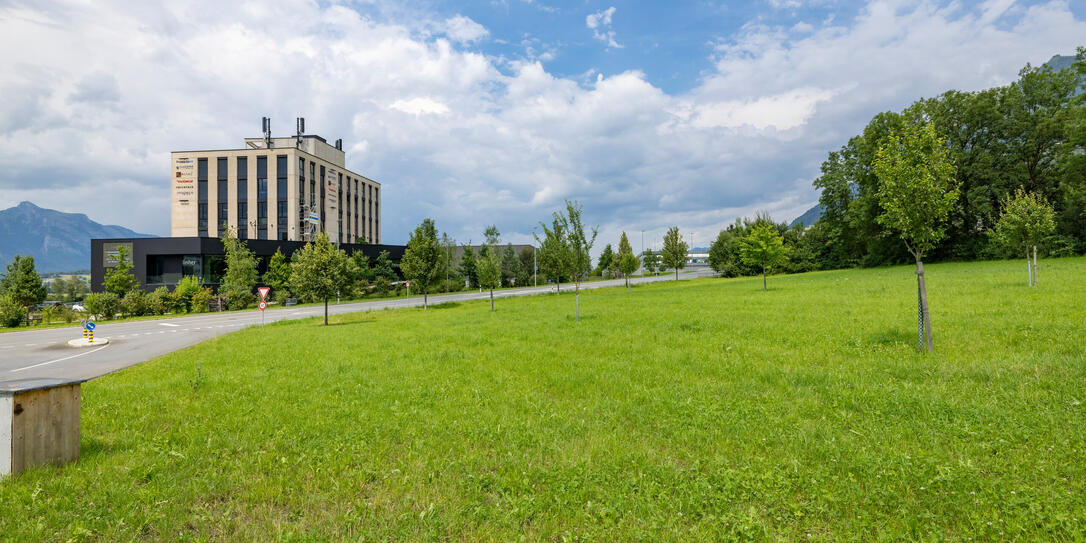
left=0, top=270, right=714, bottom=383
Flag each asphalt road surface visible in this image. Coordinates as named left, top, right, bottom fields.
left=1, top=269, right=714, bottom=384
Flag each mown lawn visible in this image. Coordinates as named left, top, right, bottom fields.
left=2, top=258, right=1084, bottom=541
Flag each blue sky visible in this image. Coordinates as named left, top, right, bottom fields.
left=0, top=0, right=1083, bottom=251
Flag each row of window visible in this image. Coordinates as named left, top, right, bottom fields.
left=193, top=155, right=379, bottom=242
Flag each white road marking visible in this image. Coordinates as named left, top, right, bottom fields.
left=159, top=323, right=180, bottom=327
left=10, top=344, right=110, bottom=373
left=24, top=344, right=36, bottom=347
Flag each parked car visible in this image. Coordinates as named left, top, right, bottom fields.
left=70, top=304, right=85, bottom=312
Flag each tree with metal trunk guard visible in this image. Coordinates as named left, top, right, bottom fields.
left=873, top=121, right=959, bottom=354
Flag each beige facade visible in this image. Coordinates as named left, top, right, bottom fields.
left=170, top=135, right=381, bottom=244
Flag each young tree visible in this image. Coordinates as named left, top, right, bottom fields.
left=221, top=228, right=258, bottom=309
left=660, top=227, right=689, bottom=280
left=501, top=243, right=519, bottom=287
left=483, top=225, right=501, bottom=247
left=642, top=249, right=659, bottom=276
left=535, top=216, right=570, bottom=293
left=564, top=200, right=598, bottom=321
left=991, top=189, right=1056, bottom=286
left=476, top=250, right=502, bottom=312
left=874, top=121, right=959, bottom=354
left=0, top=255, right=47, bottom=325
left=516, top=247, right=534, bottom=286
left=400, top=218, right=443, bottom=309
left=740, top=223, right=791, bottom=291
left=596, top=244, right=614, bottom=277
left=102, top=245, right=138, bottom=297
left=616, top=232, right=640, bottom=291
left=290, top=233, right=350, bottom=325
left=264, top=248, right=293, bottom=301
left=459, top=244, right=478, bottom=289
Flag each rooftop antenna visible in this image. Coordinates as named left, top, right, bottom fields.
left=262, top=116, right=272, bottom=148
left=335, top=138, right=342, bottom=150
left=296, top=117, right=305, bottom=147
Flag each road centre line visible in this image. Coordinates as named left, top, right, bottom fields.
left=11, top=344, right=111, bottom=373
left=158, top=323, right=180, bottom=327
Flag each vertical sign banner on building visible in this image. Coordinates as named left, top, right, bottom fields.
left=325, top=167, right=339, bottom=243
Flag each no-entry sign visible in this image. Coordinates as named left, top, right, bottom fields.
left=257, top=287, right=271, bottom=300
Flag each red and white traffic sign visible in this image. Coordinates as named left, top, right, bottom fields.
left=257, top=287, right=271, bottom=300
left=258, top=300, right=267, bottom=311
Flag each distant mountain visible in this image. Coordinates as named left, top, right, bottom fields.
left=0, top=201, right=155, bottom=273
left=1044, top=54, right=1084, bottom=94
left=789, top=204, right=823, bottom=228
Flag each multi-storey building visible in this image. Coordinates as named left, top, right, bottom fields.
left=170, top=131, right=380, bottom=244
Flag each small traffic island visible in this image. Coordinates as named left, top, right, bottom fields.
left=1, top=378, right=86, bottom=478
left=66, top=337, right=109, bottom=348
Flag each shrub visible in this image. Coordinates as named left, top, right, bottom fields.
left=123, top=289, right=154, bottom=317
left=41, top=305, right=63, bottom=324
left=83, top=292, right=121, bottom=320
left=173, top=276, right=203, bottom=313
left=60, top=306, right=78, bottom=323
left=224, top=288, right=254, bottom=310
left=150, top=287, right=173, bottom=315
left=190, top=288, right=213, bottom=313
left=0, top=294, right=27, bottom=327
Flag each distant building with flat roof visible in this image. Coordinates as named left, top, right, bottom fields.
left=171, top=121, right=380, bottom=244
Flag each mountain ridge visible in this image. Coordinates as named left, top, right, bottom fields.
left=0, top=201, right=155, bottom=273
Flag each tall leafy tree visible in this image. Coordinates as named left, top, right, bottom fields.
left=476, top=250, right=502, bottom=312
left=459, top=244, right=478, bottom=289
left=660, top=226, right=689, bottom=280
left=535, top=216, right=570, bottom=293
left=616, top=232, right=640, bottom=291
left=501, top=243, right=519, bottom=287
left=740, top=223, right=791, bottom=291
left=991, top=189, right=1056, bottom=286
left=221, top=228, right=258, bottom=309
left=874, top=121, right=959, bottom=353
left=596, top=244, right=614, bottom=277
left=102, top=245, right=138, bottom=297
left=516, top=247, right=534, bottom=286
left=400, top=218, right=443, bottom=309
left=289, top=233, right=350, bottom=325
left=0, top=255, right=47, bottom=325
left=642, top=249, right=659, bottom=276
left=264, top=248, right=293, bottom=301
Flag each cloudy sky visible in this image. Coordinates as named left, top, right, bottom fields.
left=0, top=0, right=1083, bottom=250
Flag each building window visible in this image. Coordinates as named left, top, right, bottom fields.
left=338, top=173, right=343, bottom=244
left=277, top=155, right=288, bottom=240
left=198, top=203, right=208, bottom=236
left=257, top=156, right=268, bottom=239
left=218, top=202, right=228, bottom=233
left=237, top=157, right=248, bottom=240
left=197, top=158, right=208, bottom=236
left=310, top=162, right=316, bottom=205
left=298, top=158, right=306, bottom=206
left=319, top=165, right=326, bottom=229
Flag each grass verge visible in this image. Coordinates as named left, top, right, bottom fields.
left=1, top=258, right=1084, bottom=540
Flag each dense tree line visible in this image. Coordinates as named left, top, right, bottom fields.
left=811, top=51, right=1085, bottom=267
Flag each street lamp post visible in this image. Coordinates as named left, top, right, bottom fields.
left=532, top=226, right=538, bottom=287
left=640, top=229, right=644, bottom=277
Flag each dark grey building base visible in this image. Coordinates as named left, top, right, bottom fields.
left=91, top=237, right=404, bottom=292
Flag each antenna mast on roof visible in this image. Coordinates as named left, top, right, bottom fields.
left=296, top=117, right=305, bottom=148
left=262, top=117, right=273, bottom=148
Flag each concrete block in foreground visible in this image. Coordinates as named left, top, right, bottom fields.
left=0, top=378, right=85, bottom=477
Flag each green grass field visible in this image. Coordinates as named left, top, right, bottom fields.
left=2, top=258, right=1084, bottom=541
